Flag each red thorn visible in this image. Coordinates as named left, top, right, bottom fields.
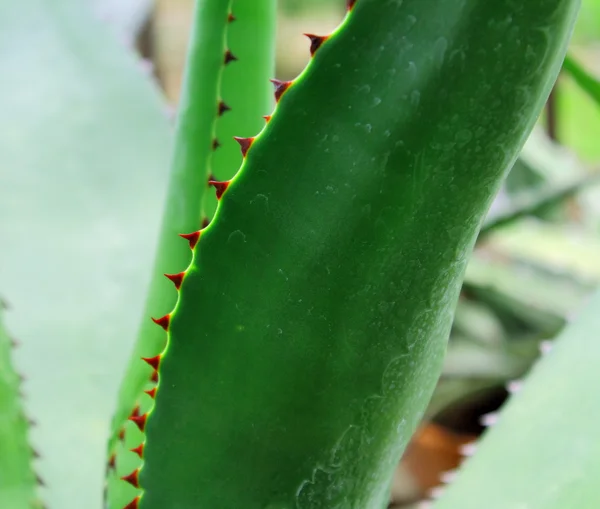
left=263, top=115, right=272, bottom=123
left=124, top=497, right=140, bottom=509
left=304, top=34, right=328, bottom=56
left=228, top=13, right=236, bottom=23
left=224, top=50, right=237, bottom=64
left=108, top=453, right=116, bottom=470
left=208, top=179, right=231, bottom=200
left=347, top=0, right=357, bottom=10
left=121, top=470, right=140, bottom=488
left=130, top=405, right=141, bottom=418
left=150, top=370, right=159, bottom=383
left=201, top=217, right=210, bottom=228
left=145, top=387, right=157, bottom=399
left=118, top=428, right=126, bottom=441
left=179, top=231, right=200, bottom=250
left=218, top=100, right=231, bottom=116
left=151, top=314, right=170, bottom=331
left=165, top=272, right=185, bottom=290
left=233, top=136, right=254, bottom=157
left=128, top=413, right=148, bottom=432
left=212, top=138, right=221, bottom=150
left=142, top=355, right=161, bottom=370
left=130, top=444, right=145, bottom=459
left=270, top=79, right=292, bottom=102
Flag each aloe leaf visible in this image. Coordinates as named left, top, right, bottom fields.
left=207, top=0, right=277, bottom=216
left=107, top=0, right=276, bottom=506
left=122, top=0, right=581, bottom=507
left=0, top=2, right=172, bottom=507
left=431, top=287, right=600, bottom=509
left=0, top=302, right=40, bottom=509
left=108, top=0, right=233, bottom=447
left=562, top=54, right=600, bottom=107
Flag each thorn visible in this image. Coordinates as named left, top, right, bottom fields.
left=10, top=337, right=20, bottom=348
left=165, top=272, right=185, bottom=290
left=150, top=370, right=159, bottom=383
left=179, top=231, right=201, bottom=250
left=128, top=413, right=148, bottom=432
left=480, top=412, right=499, bottom=427
left=539, top=340, right=553, bottom=355
left=118, top=428, right=126, bottom=441
left=347, top=0, right=357, bottom=10
left=144, top=387, right=157, bottom=399
left=224, top=50, right=237, bottom=65
left=130, top=405, right=141, bottom=418
left=212, top=138, right=221, bottom=150
left=27, top=417, right=36, bottom=427
left=269, top=79, right=292, bottom=102
left=138, top=58, right=154, bottom=76
left=201, top=217, right=210, bottom=229
left=121, top=469, right=140, bottom=488
left=36, top=473, right=45, bottom=486
left=142, top=355, right=161, bottom=371
left=228, top=13, right=236, bottom=23
left=263, top=115, right=272, bottom=123
left=208, top=179, right=231, bottom=200
left=459, top=441, right=477, bottom=457
left=108, top=453, right=116, bottom=470
left=233, top=136, right=254, bottom=157
left=218, top=100, right=231, bottom=116
left=506, top=379, right=523, bottom=394
left=31, top=447, right=40, bottom=459
left=429, top=486, right=445, bottom=500
left=440, top=469, right=458, bottom=484
left=130, top=443, right=145, bottom=458
left=151, top=314, right=170, bottom=331
left=304, top=34, right=328, bottom=56
left=123, top=497, right=140, bottom=509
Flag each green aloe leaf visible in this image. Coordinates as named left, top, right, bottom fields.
left=0, top=2, right=172, bottom=508
left=0, top=302, right=40, bottom=509
left=106, top=1, right=276, bottom=506
left=130, top=0, right=579, bottom=507
left=431, top=287, right=600, bottom=509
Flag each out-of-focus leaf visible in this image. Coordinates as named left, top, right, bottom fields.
left=463, top=250, right=594, bottom=333
left=431, top=288, right=600, bottom=509
left=482, top=219, right=600, bottom=282
left=482, top=173, right=600, bottom=235
left=93, top=0, right=153, bottom=45
left=452, top=299, right=505, bottom=347
left=562, top=54, right=600, bottom=106
left=0, top=2, right=172, bottom=508
left=557, top=50, right=600, bottom=162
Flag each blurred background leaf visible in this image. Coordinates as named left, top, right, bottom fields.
left=0, top=1, right=172, bottom=508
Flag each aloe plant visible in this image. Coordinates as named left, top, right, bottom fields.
left=2, top=0, right=598, bottom=508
